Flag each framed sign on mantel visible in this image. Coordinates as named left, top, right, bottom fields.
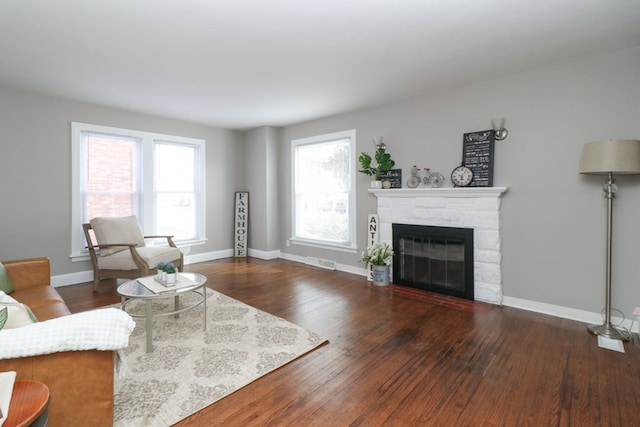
left=234, top=192, right=249, bottom=257
left=462, top=130, right=495, bottom=187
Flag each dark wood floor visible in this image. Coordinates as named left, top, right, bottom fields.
left=58, top=258, right=640, bottom=426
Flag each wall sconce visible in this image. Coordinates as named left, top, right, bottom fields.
left=491, top=118, right=508, bottom=141
left=374, top=136, right=386, bottom=150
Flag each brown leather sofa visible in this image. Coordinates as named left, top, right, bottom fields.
left=0, top=257, right=115, bottom=426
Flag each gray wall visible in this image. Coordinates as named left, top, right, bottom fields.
left=1, top=47, right=639, bottom=319
left=243, top=126, right=280, bottom=254
left=0, top=85, right=243, bottom=276
left=278, top=48, right=640, bottom=317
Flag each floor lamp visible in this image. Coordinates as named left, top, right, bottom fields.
left=579, top=139, right=640, bottom=341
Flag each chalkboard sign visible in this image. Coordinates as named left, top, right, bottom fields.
left=379, top=169, right=402, bottom=188
left=462, top=130, right=495, bottom=187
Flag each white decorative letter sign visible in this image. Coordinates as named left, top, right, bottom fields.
left=234, top=192, right=249, bottom=257
left=367, top=214, right=379, bottom=281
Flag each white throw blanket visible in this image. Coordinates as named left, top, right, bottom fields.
left=0, top=308, right=135, bottom=359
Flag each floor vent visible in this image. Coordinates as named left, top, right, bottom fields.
left=304, top=257, right=337, bottom=271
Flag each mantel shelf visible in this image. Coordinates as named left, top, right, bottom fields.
left=368, top=187, right=509, bottom=198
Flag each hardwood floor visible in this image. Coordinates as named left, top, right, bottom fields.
left=57, top=258, right=640, bottom=426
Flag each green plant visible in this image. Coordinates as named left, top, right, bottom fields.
left=360, top=242, right=394, bottom=266
left=156, top=261, right=176, bottom=274
left=358, top=147, right=395, bottom=180
left=164, top=262, right=176, bottom=274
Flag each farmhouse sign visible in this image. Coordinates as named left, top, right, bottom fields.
left=234, top=192, right=249, bottom=257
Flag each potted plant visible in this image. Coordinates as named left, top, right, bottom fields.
left=164, top=262, right=177, bottom=284
left=156, top=261, right=177, bottom=284
left=358, top=146, right=395, bottom=188
left=156, top=261, right=166, bottom=280
left=361, top=242, right=394, bottom=286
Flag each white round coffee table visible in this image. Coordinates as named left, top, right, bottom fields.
left=117, top=272, right=207, bottom=353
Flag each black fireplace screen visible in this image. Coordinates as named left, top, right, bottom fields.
left=392, top=224, right=474, bottom=300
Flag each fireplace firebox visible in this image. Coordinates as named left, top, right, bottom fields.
left=393, top=224, right=474, bottom=300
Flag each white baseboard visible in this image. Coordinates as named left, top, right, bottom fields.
left=502, top=295, right=638, bottom=333
left=247, top=249, right=281, bottom=260
left=51, top=250, right=638, bottom=333
left=279, top=251, right=366, bottom=276
left=52, top=248, right=233, bottom=288
left=51, top=270, right=94, bottom=287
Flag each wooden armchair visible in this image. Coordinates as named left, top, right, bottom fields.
left=83, top=216, right=183, bottom=291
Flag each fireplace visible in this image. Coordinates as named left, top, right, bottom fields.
left=369, top=187, right=507, bottom=304
left=393, top=224, right=474, bottom=300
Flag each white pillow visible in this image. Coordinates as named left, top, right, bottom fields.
left=90, top=215, right=146, bottom=257
left=0, top=291, right=17, bottom=304
left=0, top=302, right=38, bottom=330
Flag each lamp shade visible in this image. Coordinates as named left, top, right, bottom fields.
left=579, top=139, right=640, bottom=175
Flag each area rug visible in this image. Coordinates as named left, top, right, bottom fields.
left=113, top=288, right=327, bottom=427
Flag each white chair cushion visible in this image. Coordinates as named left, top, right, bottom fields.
left=90, top=216, right=146, bottom=256
left=96, top=246, right=182, bottom=270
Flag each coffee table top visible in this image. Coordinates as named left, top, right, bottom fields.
left=117, top=272, right=207, bottom=299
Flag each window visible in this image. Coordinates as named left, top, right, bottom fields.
left=71, top=122, right=206, bottom=259
left=291, top=129, right=356, bottom=250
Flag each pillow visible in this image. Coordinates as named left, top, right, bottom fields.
left=0, top=262, right=15, bottom=294
left=90, top=216, right=146, bottom=257
left=0, top=291, right=17, bottom=303
left=0, top=307, right=7, bottom=330
left=0, top=302, right=38, bottom=330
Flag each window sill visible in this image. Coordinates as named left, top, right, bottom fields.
left=289, top=238, right=357, bottom=253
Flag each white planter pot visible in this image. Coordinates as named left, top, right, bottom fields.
left=371, top=265, right=390, bottom=286
left=371, top=180, right=383, bottom=189
left=166, top=273, right=177, bottom=284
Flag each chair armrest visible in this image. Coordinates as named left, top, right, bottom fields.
left=86, top=243, right=139, bottom=250
left=2, top=258, right=50, bottom=291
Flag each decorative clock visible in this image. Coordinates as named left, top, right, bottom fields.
left=451, top=165, right=473, bottom=187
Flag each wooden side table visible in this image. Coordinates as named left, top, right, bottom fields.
left=3, top=381, right=49, bottom=427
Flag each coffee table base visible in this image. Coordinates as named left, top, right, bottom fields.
left=119, top=279, right=207, bottom=353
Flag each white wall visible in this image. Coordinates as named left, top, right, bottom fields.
left=279, top=48, right=640, bottom=318
left=0, top=85, right=244, bottom=276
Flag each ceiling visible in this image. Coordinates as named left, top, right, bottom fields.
left=1, top=0, right=639, bottom=131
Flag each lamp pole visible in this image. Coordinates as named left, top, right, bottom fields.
left=587, top=172, right=630, bottom=340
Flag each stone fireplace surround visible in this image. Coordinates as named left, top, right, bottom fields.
left=369, top=187, right=508, bottom=304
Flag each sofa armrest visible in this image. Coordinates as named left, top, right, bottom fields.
left=2, top=257, right=50, bottom=291
left=0, top=350, right=115, bottom=426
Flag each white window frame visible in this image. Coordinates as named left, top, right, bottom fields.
left=290, top=129, right=357, bottom=252
left=70, top=122, right=206, bottom=260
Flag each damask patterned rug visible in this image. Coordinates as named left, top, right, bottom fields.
left=113, top=288, right=327, bottom=427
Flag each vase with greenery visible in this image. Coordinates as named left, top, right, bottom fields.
left=361, top=242, right=394, bottom=266
left=358, top=146, right=395, bottom=186
left=361, top=242, right=394, bottom=286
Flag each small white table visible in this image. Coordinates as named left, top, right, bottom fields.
left=117, top=273, right=207, bottom=353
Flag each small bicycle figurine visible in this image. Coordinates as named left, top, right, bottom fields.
left=407, top=166, right=445, bottom=188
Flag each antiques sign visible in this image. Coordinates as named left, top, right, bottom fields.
left=366, top=214, right=379, bottom=281
left=234, top=192, right=249, bottom=257
left=462, top=130, right=495, bottom=187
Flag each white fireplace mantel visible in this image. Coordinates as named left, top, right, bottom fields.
left=369, top=187, right=508, bottom=198
left=369, top=186, right=509, bottom=304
